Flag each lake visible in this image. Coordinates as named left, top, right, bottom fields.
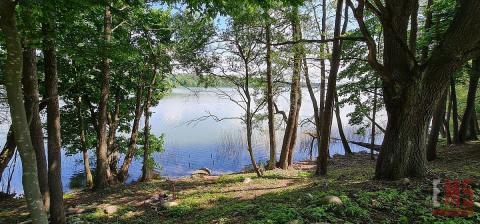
left=0, top=87, right=383, bottom=195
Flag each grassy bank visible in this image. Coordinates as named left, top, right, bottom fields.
left=1, top=141, right=480, bottom=224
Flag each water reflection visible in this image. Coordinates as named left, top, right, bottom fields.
left=1, top=87, right=383, bottom=194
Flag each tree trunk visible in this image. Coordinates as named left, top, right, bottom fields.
left=141, top=66, right=158, bottom=182
left=303, top=55, right=323, bottom=160
left=451, top=77, right=460, bottom=143
left=95, top=2, right=113, bottom=189
left=458, top=58, right=480, bottom=142
left=421, top=0, right=433, bottom=62
left=279, top=6, right=301, bottom=169
left=369, top=78, right=378, bottom=159
left=444, top=88, right=452, bottom=145
left=118, top=83, right=144, bottom=182
left=427, top=90, right=447, bottom=161
left=335, top=93, right=352, bottom=155
left=76, top=97, right=93, bottom=189
left=22, top=47, right=49, bottom=209
left=316, top=0, right=344, bottom=176
left=42, top=17, right=65, bottom=223
left=0, top=126, right=16, bottom=178
left=349, top=0, right=480, bottom=180
left=141, top=96, right=153, bottom=182
left=264, top=12, right=276, bottom=170
left=0, top=1, right=49, bottom=222
left=319, top=0, right=327, bottom=116
left=107, top=91, right=121, bottom=177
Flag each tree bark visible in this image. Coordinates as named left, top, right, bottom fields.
left=118, top=82, right=144, bottom=182
left=279, top=6, right=302, bottom=169
left=0, top=0, right=49, bottom=222
left=95, top=1, right=113, bottom=189
left=369, top=78, right=378, bottom=159
left=444, top=88, right=452, bottom=145
left=316, top=0, right=344, bottom=176
left=42, top=16, right=66, bottom=223
left=370, top=0, right=480, bottom=180
left=20, top=1, right=50, bottom=209
left=303, top=55, right=323, bottom=160
left=22, top=47, right=49, bottom=209
left=451, top=77, right=460, bottom=143
left=319, top=0, right=327, bottom=116
left=141, top=92, right=153, bottom=182
left=427, top=90, right=447, bottom=161
left=76, top=97, right=93, bottom=189
left=334, top=93, right=353, bottom=155
left=141, top=67, right=158, bottom=182
left=107, top=91, right=121, bottom=177
left=0, top=126, right=16, bottom=178
left=421, top=0, right=434, bottom=62
left=458, top=58, right=480, bottom=142
left=265, top=11, right=277, bottom=170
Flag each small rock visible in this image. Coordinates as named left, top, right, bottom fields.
left=474, top=202, right=480, bottom=209
left=401, top=178, right=410, bottom=185
left=320, top=196, right=343, bottom=205
left=191, top=168, right=211, bottom=177
left=243, top=177, right=252, bottom=184
left=161, top=201, right=179, bottom=208
left=66, top=207, right=85, bottom=215
left=103, top=205, right=118, bottom=215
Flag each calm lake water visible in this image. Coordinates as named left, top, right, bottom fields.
left=0, top=87, right=383, bottom=195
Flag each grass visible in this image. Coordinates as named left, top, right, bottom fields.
left=1, top=141, right=480, bottom=223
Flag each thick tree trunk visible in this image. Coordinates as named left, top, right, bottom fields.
left=0, top=126, right=16, bottom=178
left=349, top=0, right=480, bottom=180
left=451, top=78, right=460, bottom=143
left=265, top=13, right=277, bottom=170
left=458, top=58, right=480, bottom=142
left=427, top=90, right=447, bottom=161
left=95, top=2, right=113, bottom=189
left=375, top=82, right=431, bottom=179
left=279, top=6, right=301, bottom=169
left=76, top=97, right=93, bottom=189
left=118, top=84, right=144, bottom=182
left=0, top=1, right=49, bottom=222
left=43, top=17, right=65, bottom=223
left=334, top=93, right=352, bottom=155
left=22, top=47, right=49, bottom=209
left=316, top=0, right=344, bottom=176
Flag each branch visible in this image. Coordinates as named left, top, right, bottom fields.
left=273, top=102, right=287, bottom=123
left=112, top=20, right=128, bottom=32
left=347, top=0, right=390, bottom=83
left=184, top=111, right=242, bottom=126
left=270, top=36, right=365, bottom=46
